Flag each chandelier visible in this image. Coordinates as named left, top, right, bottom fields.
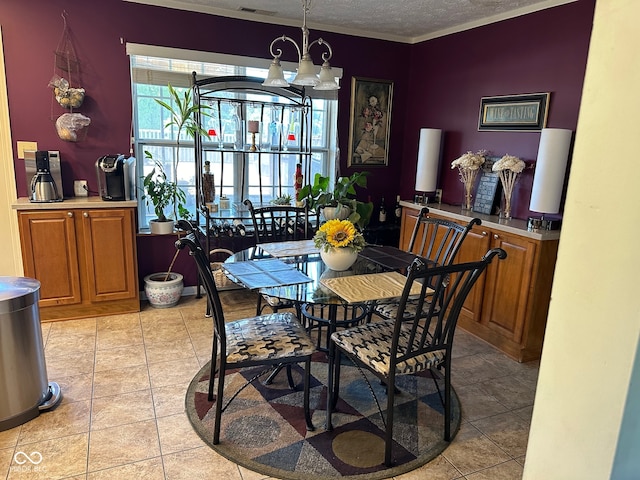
left=262, top=0, right=340, bottom=91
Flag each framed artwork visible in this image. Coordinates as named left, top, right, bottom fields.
left=347, top=77, right=393, bottom=167
left=478, top=93, right=550, bottom=131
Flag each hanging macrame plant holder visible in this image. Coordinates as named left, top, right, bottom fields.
left=51, top=11, right=90, bottom=141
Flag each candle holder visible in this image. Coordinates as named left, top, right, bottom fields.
left=248, top=120, right=260, bottom=152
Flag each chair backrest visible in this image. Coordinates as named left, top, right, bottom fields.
left=407, top=207, right=481, bottom=267
left=244, top=199, right=312, bottom=243
left=175, top=225, right=228, bottom=354
left=390, top=248, right=507, bottom=371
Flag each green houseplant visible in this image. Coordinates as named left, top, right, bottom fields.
left=154, top=83, right=210, bottom=219
left=297, top=171, right=373, bottom=228
left=141, top=150, right=190, bottom=234
left=141, top=84, right=210, bottom=306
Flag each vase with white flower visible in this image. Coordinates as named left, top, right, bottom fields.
left=451, top=150, right=486, bottom=210
left=313, top=219, right=366, bottom=271
left=492, top=154, right=526, bottom=219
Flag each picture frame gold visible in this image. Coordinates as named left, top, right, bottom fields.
left=478, top=93, right=550, bottom=131
left=347, top=77, right=393, bottom=166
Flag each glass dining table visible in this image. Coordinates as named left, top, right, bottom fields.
left=223, top=241, right=426, bottom=428
left=223, top=241, right=422, bottom=308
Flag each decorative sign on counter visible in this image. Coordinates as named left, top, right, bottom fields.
left=473, top=157, right=501, bottom=215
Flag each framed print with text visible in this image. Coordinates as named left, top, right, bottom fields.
left=478, top=93, right=550, bottom=131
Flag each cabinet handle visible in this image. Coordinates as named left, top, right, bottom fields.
left=83, top=212, right=89, bottom=218
left=67, top=212, right=73, bottom=217
left=494, top=234, right=499, bottom=239
left=481, top=231, right=488, bottom=236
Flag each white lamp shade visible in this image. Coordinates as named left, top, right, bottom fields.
left=262, top=61, right=289, bottom=87
left=415, top=128, right=442, bottom=192
left=529, top=128, right=573, bottom=214
left=292, top=58, right=320, bottom=86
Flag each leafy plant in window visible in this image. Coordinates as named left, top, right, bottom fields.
left=155, top=83, right=210, bottom=219
left=141, top=151, right=190, bottom=226
left=297, top=171, right=373, bottom=228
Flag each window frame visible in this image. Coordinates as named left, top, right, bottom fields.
left=128, top=45, right=340, bottom=231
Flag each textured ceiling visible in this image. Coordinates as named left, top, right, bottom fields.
left=126, top=0, right=576, bottom=43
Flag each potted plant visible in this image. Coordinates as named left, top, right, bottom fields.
left=140, top=84, right=210, bottom=307
left=297, top=171, right=373, bottom=228
left=154, top=83, right=210, bottom=219
left=313, top=218, right=366, bottom=271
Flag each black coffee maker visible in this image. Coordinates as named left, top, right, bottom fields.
left=96, top=155, right=135, bottom=201
left=25, top=150, right=64, bottom=203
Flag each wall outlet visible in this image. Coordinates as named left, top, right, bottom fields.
left=435, top=189, right=443, bottom=204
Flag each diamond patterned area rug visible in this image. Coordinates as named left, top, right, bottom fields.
left=185, top=353, right=461, bottom=480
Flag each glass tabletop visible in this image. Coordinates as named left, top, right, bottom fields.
left=225, top=246, right=389, bottom=305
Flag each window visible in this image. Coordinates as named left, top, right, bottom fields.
left=129, top=46, right=340, bottom=230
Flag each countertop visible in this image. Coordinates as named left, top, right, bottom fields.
left=12, top=197, right=137, bottom=210
left=399, top=201, right=561, bottom=241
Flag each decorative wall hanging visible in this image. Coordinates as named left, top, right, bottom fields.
left=347, top=77, right=393, bottom=166
left=478, top=93, right=550, bottom=131
left=50, top=11, right=90, bottom=142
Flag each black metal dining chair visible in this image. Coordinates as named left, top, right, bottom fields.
left=244, top=198, right=315, bottom=316
left=327, top=248, right=507, bottom=467
left=373, top=207, right=481, bottom=321
left=175, top=226, right=316, bottom=444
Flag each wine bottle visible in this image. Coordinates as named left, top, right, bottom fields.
left=378, top=197, right=387, bottom=223
left=394, top=195, right=402, bottom=223
left=233, top=219, right=246, bottom=236
left=294, top=163, right=303, bottom=202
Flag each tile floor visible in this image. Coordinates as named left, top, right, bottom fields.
left=0, top=290, right=539, bottom=480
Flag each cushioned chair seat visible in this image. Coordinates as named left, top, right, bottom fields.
left=226, top=312, right=316, bottom=364
left=373, top=297, right=433, bottom=320
left=331, top=320, right=445, bottom=377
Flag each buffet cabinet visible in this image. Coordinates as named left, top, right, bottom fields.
left=399, top=202, right=560, bottom=362
left=14, top=198, right=139, bottom=321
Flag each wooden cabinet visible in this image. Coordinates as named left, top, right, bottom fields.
left=17, top=202, right=139, bottom=321
left=400, top=203, right=559, bottom=362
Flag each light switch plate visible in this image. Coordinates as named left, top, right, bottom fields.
left=17, top=141, right=38, bottom=159
left=435, top=189, right=443, bottom=204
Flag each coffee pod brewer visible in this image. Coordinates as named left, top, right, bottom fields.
left=24, top=150, right=64, bottom=203
left=96, top=155, right=135, bottom=201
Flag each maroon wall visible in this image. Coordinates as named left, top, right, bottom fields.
left=1, top=0, right=595, bottom=286
left=402, top=0, right=595, bottom=219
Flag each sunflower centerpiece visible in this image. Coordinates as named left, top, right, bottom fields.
left=313, top=219, right=366, bottom=271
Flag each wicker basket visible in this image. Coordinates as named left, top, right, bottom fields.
left=210, top=248, right=235, bottom=289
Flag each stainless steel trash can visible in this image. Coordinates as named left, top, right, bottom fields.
left=0, top=276, right=61, bottom=431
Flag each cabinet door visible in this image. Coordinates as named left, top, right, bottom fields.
left=80, top=208, right=138, bottom=303
left=18, top=210, right=82, bottom=307
left=481, top=230, right=537, bottom=343
left=456, top=226, right=491, bottom=323
left=399, top=207, right=421, bottom=251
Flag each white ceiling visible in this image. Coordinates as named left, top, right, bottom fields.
left=126, top=0, right=576, bottom=43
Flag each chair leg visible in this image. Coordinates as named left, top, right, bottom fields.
left=256, top=295, right=263, bottom=316
left=326, top=345, right=336, bottom=431
left=213, top=366, right=225, bottom=444
left=444, top=359, right=451, bottom=441
left=332, top=349, right=342, bottom=410
left=303, top=357, right=314, bottom=431
left=208, top=338, right=218, bottom=402
left=384, top=373, right=396, bottom=467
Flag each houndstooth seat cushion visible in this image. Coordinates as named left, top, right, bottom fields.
left=331, top=320, right=444, bottom=377
left=225, top=312, right=315, bottom=364
left=373, top=297, right=438, bottom=320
